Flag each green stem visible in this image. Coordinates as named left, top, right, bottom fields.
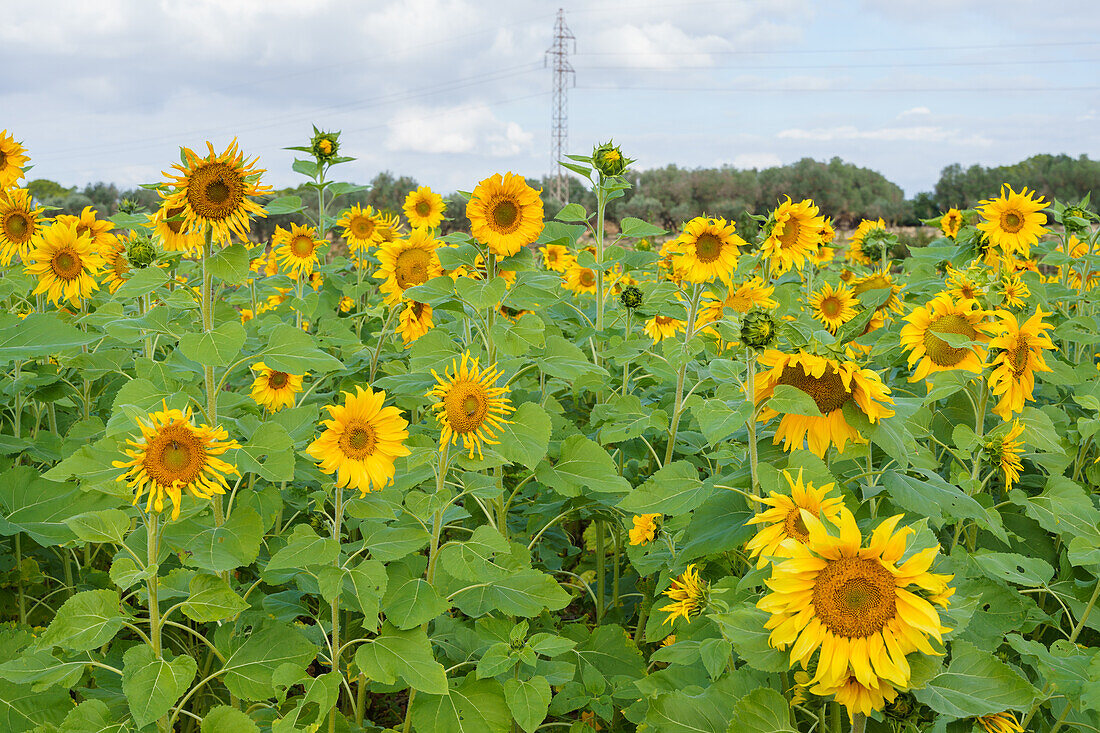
left=200, top=227, right=224, bottom=528
left=595, top=520, right=605, bottom=621
left=368, top=307, right=399, bottom=384
left=328, top=482, right=345, bottom=733
left=850, top=712, right=866, bottom=733
left=595, top=179, right=608, bottom=340
left=146, top=512, right=169, bottom=731
left=663, top=285, right=701, bottom=464
left=15, top=534, right=26, bottom=625
left=746, top=348, right=760, bottom=497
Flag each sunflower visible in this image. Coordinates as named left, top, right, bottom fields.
left=997, top=272, right=1030, bottom=308
left=55, top=206, right=117, bottom=254
left=540, top=243, right=575, bottom=272
left=985, top=420, right=1024, bottom=493
left=659, top=564, right=709, bottom=625
left=273, top=223, right=323, bottom=280
left=810, top=674, right=899, bottom=723
left=160, top=139, right=271, bottom=242
left=759, top=508, right=953, bottom=691
left=755, top=351, right=895, bottom=457
left=101, top=237, right=131, bottom=294
left=762, top=198, right=824, bottom=274
left=467, top=172, right=545, bottom=257
left=644, top=315, right=685, bottom=343
left=563, top=263, right=598, bottom=295
left=706, top=278, right=779, bottom=324
left=25, top=220, right=104, bottom=306
left=113, top=407, right=240, bottom=520
left=0, top=130, right=29, bottom=189
left=403, top=186, right=446, bottom=229
left=900, top=295, right=998, bottom=382
left=0, top=188, right=45, bottom=265
left=940, top=207, right=963, bottom=238
left=428, top=352, right=514, bottom=459
left=987, top=309, right=1054, bottom=420
left=397, top=300, right=434, bottom=346
left=660, top=635, right=677, bottom=647
left=629, top=514, right=660, bottom=546
left=820, top=217, right=837, bottom=245
left=976, top=712, right=1024, bottom=733
left=373, top=228, right=443, bottom=305
left=810, top=282, right=859, bottom=334
left=977, top=185, right=1048, bottom=258
left=846, top=218, right=887, bottom=267
left=307, top=386, right=411, bottom=495
left=249, top=362, right=303, bottom=413
left=848, top=270, right=904, bottom=335
left=376, top=212, right=405, bottom=245
left=945, top=266, right=985, bottom=302
left=666, top=216, right=743, bottom=284
left=153, top=202, right=204, bottom=256
left=338, top=203, right=384, bottom=251
left=745, top=469, right=845, bottom=569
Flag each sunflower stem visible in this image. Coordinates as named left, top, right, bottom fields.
left=746, top=347, right=760, bottom=498
left=200, top=227, right=224, bottom=529
left=328, top=482, right=345, bottom=733
left=850, top=712, right=866, bottom=733
left=664, top=285, right=702, bottom=464
left=595, top=519, right=606, bottom=621
left=145, top=511, right=169, bottom=731
left=14, top=534, right=26, bottom=625
left=368, top=306, right=398, bottom=384
left=594, top=175, right=608, bottom=344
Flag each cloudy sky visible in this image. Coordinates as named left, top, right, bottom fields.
left=3, top=0, right=1098, bottom=197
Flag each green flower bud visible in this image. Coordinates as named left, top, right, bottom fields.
left=741, top=310, right=777, bottom=350
left=1063, top=205, right=1089, bottom=235
left=117, top=198, right=143, bottom=215
left=620, top=285, right=643, bottom=310
left=311, top=129, right=340, bottom=162
left=593, top=141, right=627, bottom=177
left=126, top=233, right=157, bottom=269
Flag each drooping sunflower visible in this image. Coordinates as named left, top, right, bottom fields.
left=539, top=243, right=575, bottom=272
left=55, top=206, right=117, bottom=254
left=153, top=202, right=203, bottom=256
left=402, top=186, right=446, bottom=229
left=755, top=351, right=895, bottom=457
left=563, top=263, right=598, bottom=295
left=113, top=407, right=240, bottom=520
left=428, top=352, right=514, bottom=459
left=945, top=265, right=985, bottom=303
left=719, top=277, right=779, bottom=315
left=985, top=420, right=1024, bottom=492
left=628, top=513, right=660, bottom=546
left=644, top=315, right=685, bottom=344
left=900, top=294, right=998, bottom=382
left=667, top=216, right=743, bottom=284
left=0, top=130, right=30, bottom=189
left=337, top=203, right=384, bottom=252
left=997, top=272, right=1029, bottom=309
left=940, top=207, right=963, bottom=238
left=810, top=282, right=859, bottom=334
left=660, top=564, right=709, bottom=626
left=307, top=386, right=411, bottom=495
left=846, top=218, right=887, bottom=267
left=977, top=185, right=1048, bottom=258
left=25, top=220, right=104, bottom=306
left=467, top=172, right=545, bottom=257
left=848, top=269, right=904, bottom=331
left=810, top=674, right=899, bottom=723
left=373, top=228, right=443, bottom=305
left=0, top=187, right=45, bottom=265
left=160, top=139, right=271, bottom=242
left=745, top=469, right=845, bottom=569
left=101, top=237, right=131, bottom=294
left=987, top=309, right=1055, bottom=420
left=976, top=711, right=1025, bottom=733
left=759, top=508, right=953, bottom=691
left=761, top=197, right=824, bottom=275
left=376, top=212, right=405, bottom=245
left=397, top=300, right=434, bottom=346
left=273, top=223, right=324, bottom=280
left=249, top=362, right=303, bottom=413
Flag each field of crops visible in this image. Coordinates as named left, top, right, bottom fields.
left=1, top=128, right=1098, bottom=733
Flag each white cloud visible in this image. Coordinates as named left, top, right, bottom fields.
left=733, top=153, right=782, bottom=169
left=898, top=106, right=931, bottom=118
left=384, top=104, right=534, bottom=157
left=777, top=125, right=992, bottom=146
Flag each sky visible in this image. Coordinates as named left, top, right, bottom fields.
left=2, top=0, right=1098, bottom=198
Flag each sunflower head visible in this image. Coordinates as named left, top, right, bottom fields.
left=126, top=232, right=158, bottom=269
left=310, top=127, right=341, bottom=162
left=984, top=420, right=1024, bottom=492
left=397, top=300, right=434, bottom=346
left=26, top=220, right=105, bottom=307
left=745, top=469, right=845, bottom=568
left=403, top=186, right=446, bottom=229
left=592, top=141, right=630, bottom=177
left=940, top=207, right=963, bottom=238
left=976, top=711, right=1025, bottom=733
left=0, top=130, right=30, bottom=189
left=761, top=197, right=825, bottom=275
left=976, top=184, right=1049, bottom=258
left=0, top=187, right=45, bottom=265
left=628, top=513, right=660, bottom=546
left=273, top=223, right=323, bottom=280
left=467, top=172, right=545, bottom=257
left=668, top=216, right=743, bottom=284
left=250, top=362, right=304, bottom=413
left=373, top=228, right=443, bottom=305
left=741, top=310, right=778, bottom=350
left=427, top=352, right=515, bottom=459
left=810, top=282, right=859, bottom=335
left=659, top=564, right=709, bottom=625
left=620, top=284, right=644, bottom=310
left=900, top=294, right=997, bottom=382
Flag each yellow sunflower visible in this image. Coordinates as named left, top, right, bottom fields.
left=945, top=265, right=985, bottom=302
left=761, top=198, right=824, bottom=275
left=976, top=711, right=1024, bottom=733
left=113, top=406, right=240, bottom=520
left=101, top=237, right=131, bottom=294
left=0, top=187, right=45, bottom=265
left=540, top=243, right=575, bottom=272
left=153, top=202, right=203, bottom=256
left=55, top=206, right=117, bottom=254
left=759, top=508, right=953, bottom=691
left=810, top=674, right=899, bottom=723
left=307, top=386, right=411, bottom=495
left=427, top=352, right=514, bottom=459
left=644, top=315, right=685, bottom=343
left=666, top=216, right=743, bottom=284
left=940, top=207, right=963, bottom=238
left=273, top=223, right=323, bottom=280
left=376, top=212, right=405, bottom=245
left=338, top=203, right=384, bottom=252
left=660, top=564, right=709, bottom=626
left=996, top=272, right=1029, bottom=309
left=0, top=130, right=30, bottom=189
left=25, top=220, right=104, bottom=307
left=986, top=420, right=1024, bottom=492
left=563, top=263, right=598, bottom=295
left=397, top=300, right=434, bottom=346
left=249, top=362, right=304, bottom=413
left=848, top=269, right=903, bottom=335
left=373, top=228, right=443, bottom=306
left=628, top=514, right=660, bottom=546
left=403, top=186, right=446, bottom=229
left=745, top=469, right=845, bottom=569
left=755, top=351, right=895, bottom=457
left=987, top=309, right=1055, bottom=420
left=339, top=296, right=355, bottom=314
left=900, top=295, right=997, bottom=382
left=160, top=139, right=271, bottom=242
left=820, top=217, right=837, bottom=245
left=467, top=172, right=545, bottom=257
left=846, top=218, right=887, bottom=267
left=810, top=282, right=859, bottom=334
left=977, top=185, right=1048, bottom=258
left=706, top=278, right=779, bottom=322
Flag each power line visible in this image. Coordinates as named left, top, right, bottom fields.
left=576, top=84, right=1100, bottom=92
left=576, top=57, right=1100, bottom=72
left=545, top=8, right=575, bottom=203
left=574, top=40, right=1100, bottom=56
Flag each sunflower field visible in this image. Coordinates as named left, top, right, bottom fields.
left=0, top=127, right=1099, bottom=733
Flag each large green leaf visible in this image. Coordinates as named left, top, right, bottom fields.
left=503, top=676, right=551, bottom=733
left=353, top=623, right=448, bottom=695
left=710, top=605, right=789, bottom=673
left=0, top=678, right=72, bottom=732
left=495, top=402, right=551, bottom=469
left=65, top=508, right=131, bottom=544
left=883, top=470, right=1008, bottom=542
left=438, top=525, right=511, bottom=581
left=201, top=705, right=260, bottom=733
left=618, top=461, right=707, bottom=515
left=257, top=323, right=344, bottom=374
left=383, top=578, right=450, bottom=630
left=0, top=650, right=84, bottom=689
left=181, top=573, right=249, bottom=623
left=236, top=422, right=295, bottom=481
left=163, top=506, right=263, bottom=574
left=219, top=620, right=317, bottom=701
left=121, top=645, right=197, bottom=728
left=179, top=322, right=246, bottom=367
left=0, top=313, right=98, bottom=364
left=914, top=641, right=1037, bottom=719
left=39, top=590, right=123, bottom=652
left=537, top=335, right=609, bottom=381
left=206, top=242, right=251, bottom=283
left=536, top=435, right=631, bottom=497
left=450, top=569, right=571, bottom=618
left=409, top=675, right=511, bottom=733
left=0, top=467, right=116, bottom=546
left=728, top=688, right=797, bottom=733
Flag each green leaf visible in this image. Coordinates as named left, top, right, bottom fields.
left=179, top=321, right=246, bottom=367
left=973, top=552, right=1054, bottom=587
left=1017, top=477, right=1100, bottom=546
left=122, top=645, right=197, bottom=729
left=181, top=573, right=249, bottom=622
left=556, top=203, right=589, bottom=222
left=883, top=470, right=1008, bottom=542
left=0, top=650, right=84, bottom=689
left=536, top=435, right=631, bottom=497
left=450, top=569, right=571, bottom=618
left=39, top=590, right=122, bottom=652
left=207, top=243, right=251, bottom=284
left=348, top=559, right=388, bottom=629
left=163, top=506, right=263, bottom=574
left=402, top=275, right=456, bottom=306
left=570, top=624, right=646, bottom=681
left=0, top=313, right=98, bottom=365
left=0, top=678, right=72, bottom=732
left=383, top=578, right=450, bottom=630
left=219, top=620, right=317, bottom=701
left=618, top=461, right=707, bottom=515
left=54, top=699, right=127, bottom=733
left=266, top=524, right=339, bottom=572
left=236, top=422, right=295, bottom=481
left=0, top=467, right=115, bottom=546
left=111, top=265, right=168, bottom=300
left=914, top=641, right=1036, bottom=719
left=258, top=323, right=344, bottom=374
left=201, top=705, right=260, bottom=733
left=503, top=676, right=551, bottom=733
left=728, top=688, right=797, bottom=733
left=409, top=675, right=511, bottom=733
left=265, top=195, right=306, bottom=215
left=644, top=674, right=743, bottom=733
left=619, top=217, right=666, bottom=238
left=353, top=623, right=448, bottom=695
left=495, top=402, right=551, bottom=469
left=691, top=398, right=752, bottom=446
left=490, top=312, right=546, bottom=357
left=457, top=276, right=508, bottom=310
left=65, top=509, right=131, bottom=544
left=591, top=394, right=667, bottom=444
left=767, top=384, right=823, bottom=416
left=537, top=335, right=609, bottom=381
left=439, top=525, right=511, bottom=581
left=710, top=605, right=790, bottom=673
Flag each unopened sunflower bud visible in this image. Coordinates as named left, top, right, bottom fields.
left=741, top=310, right=777, bottom=350
left=311, top=128, right=340, bottom=162
left=126, top=233, right=157, bottom=269
left=593, top=141, right=627, bottom=177
left=620, top=285, right=643, bottom=310
left=1063, top=205, right=1089, bottom=235
left=117, top=198, right=142, bottom=215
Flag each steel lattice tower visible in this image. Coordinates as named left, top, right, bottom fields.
left=545, top=8, right=575, bottom=203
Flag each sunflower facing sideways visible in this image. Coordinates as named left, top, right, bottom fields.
left=273, top=222, right=324, bottom=280
left=976, top=712, right=1025, bottom=733
left=0, top=188, right=45, bottom=265
left=338, top=203, right=384, bottom=251
left=26, top=220, right=105, bottom=307
left=985, top=420, right=1024, bottom=492
left=660, top=564, right=709, bottom=625
left=307, top=386, right=411, bottom=495
left=977, top=184, right=1048, bottom=258
left=160, top=139, right=271, bottom=242
left=900, top=294, right=998, bottom=383
left=249, top=362, right=304, bottom=413
left=761, top=197, right=825, bottom=274
left=644, top=315, right=685, bottom=343
left=846, top=218, right=887, bottom=268
left=755, top=351, right=895, bottom=457
left=563, top=262, right=598, bottom=295
left=540, top=243, right=575, bottom=272
left=745, top=469, right=845, bottom=569
left=427, top=351, right=514, bottom=459
left=810, top=282, right=859, bottom=334
left=987, top=308, right=1055, bottom=420
left=666, top=215, right=743, bottom=284
left=467, top=172, right=545, bottom=257
left=152, top=202, right=203, bottom=256
left=101, top=237, right=131, bottom=294
left=403, top=185, right=446, bottom=229
left=940, top=207, right=963, bottom=238
left=113, top=406, right=240, bottom=520
left=397, top=300, right=434, bottom=346
left=373, top=227, right=443, bottom=305
left=0, top=130, right=30, bottom=189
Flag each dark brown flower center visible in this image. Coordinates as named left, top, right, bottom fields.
left=143, top=423, right=207, bottom=487
left=268, top=371, right=289, bottom=389
left=924, top=313, right=976, bottom=367
left=52, top=250, right=81, bottom=279
left=783, top=508, right=810, bottom=542
left=6, top=212, right=29, bottom=238
left=290, top=235, right=315, bottom=258
left=394, top=248, right=431, bottom=288
left=1001, top=211, right=1023, bottom=233
left=694, top=233, right=722, bottom=262
left=415, top=201, right=431, bottom=217
left=578, top=269, right=596, bottom=287
left=776, top=363, right=852, bottom=415
left=490, top=198, right=520, bottom=231
left=812, top=557, right=896, bottom=638
left=445, top=382, right=487, bottom=434
left=339, top=420, right=377, bottom=459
